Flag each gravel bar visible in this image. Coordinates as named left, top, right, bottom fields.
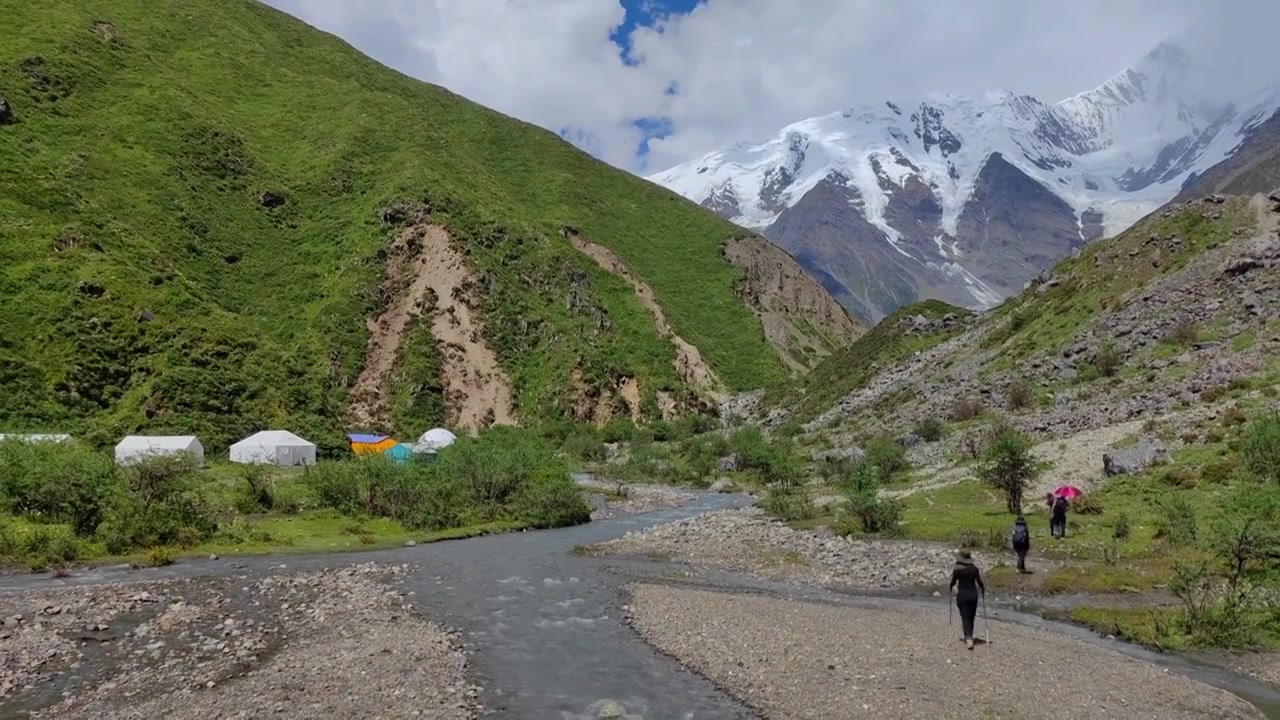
left=0, top=563, right=478, bottom=719
left=595, top=507, right=999, bottom=588
left=625, top=584, right=1263, bottom=719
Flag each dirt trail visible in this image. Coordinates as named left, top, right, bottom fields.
left=564, top=231, right=724, bottom=400
left=349, top=224, right=515, bottom=432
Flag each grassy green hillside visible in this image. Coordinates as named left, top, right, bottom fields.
left=0, top=1, right=847, bottom=452
left=759, top=300, right=971, bottom=424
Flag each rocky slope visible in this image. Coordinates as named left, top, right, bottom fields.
left=763, top=191, right=1280, bottom=439
left=650, top=41, right=1280, bottom=323
left=0, top=0, right=858, bottom=450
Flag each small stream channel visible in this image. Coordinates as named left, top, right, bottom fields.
left=0, top=490, right=1276, bottom=718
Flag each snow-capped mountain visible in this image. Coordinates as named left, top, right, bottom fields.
left=649, top=41, right=1280, bottom=324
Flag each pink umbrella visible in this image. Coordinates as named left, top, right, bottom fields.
left=1053, top=485, right=1083, bottom=499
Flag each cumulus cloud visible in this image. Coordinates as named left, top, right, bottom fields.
left=262, top=0, right=1278, bottom=173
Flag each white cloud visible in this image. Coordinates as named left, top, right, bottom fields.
left=262, top=0, right=1278, bottom=173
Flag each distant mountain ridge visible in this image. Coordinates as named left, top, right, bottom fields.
left=649, top=41, right=1280, bottom=323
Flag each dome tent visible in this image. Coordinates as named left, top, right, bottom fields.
left=230, top=430, right=316, bottom=467
left=413, top=427, right=457, bottom=454
left=114, top=435, right=204, bottom=466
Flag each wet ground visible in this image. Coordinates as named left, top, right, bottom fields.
left=0, top=490, right=1276, bottom=719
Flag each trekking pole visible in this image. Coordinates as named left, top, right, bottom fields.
left=981, top=593, right=991, bottom=645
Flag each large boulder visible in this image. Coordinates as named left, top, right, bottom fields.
left=1103, top=439, right=1171, bottom=477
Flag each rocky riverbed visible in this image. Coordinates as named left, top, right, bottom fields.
left=0, top=563, right=478, bottom=719
left=584, top=482, right=699, bottom=521
left=592, top=507, right=996, bottom=589
left=625, top=583, right=1265, bottom=719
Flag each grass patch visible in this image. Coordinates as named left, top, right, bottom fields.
left=0, top=0, right=807, bottom=450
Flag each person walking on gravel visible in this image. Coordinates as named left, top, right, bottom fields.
left=949, top=550, right=986, bottom=650
left=1011, top=516, right=1031, bottom=573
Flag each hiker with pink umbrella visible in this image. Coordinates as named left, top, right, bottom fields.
left=1050, top=485, right=1082, bottom=539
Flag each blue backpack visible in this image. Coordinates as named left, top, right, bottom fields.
left=1012, top=525, right=1029, bottom=546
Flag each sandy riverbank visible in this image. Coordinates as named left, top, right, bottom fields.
left=625, top=583, right=1264, bottom=719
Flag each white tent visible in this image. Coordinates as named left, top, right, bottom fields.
left=0, top=434, right=72, bottom=444
left=413, top=427, right=457, bottom=454
left=114, top=435, right=204, bottom=466
left=229, top=430, right=316, bottom=467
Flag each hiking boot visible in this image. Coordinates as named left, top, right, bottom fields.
left=965, top=638, right=974, bottom=650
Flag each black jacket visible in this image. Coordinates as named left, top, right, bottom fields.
left=1052, top=497, right=1068, bottom=519
left=1011, top=521, right=1030, bottom=552
left=950, top=560, right=985, bottom=602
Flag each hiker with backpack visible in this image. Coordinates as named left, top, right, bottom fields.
left=949, top=550, right=986, bottom=650
left=1050, top=494, right=1069, bottom=539
left=1011, top=516, right=1030, bottom=573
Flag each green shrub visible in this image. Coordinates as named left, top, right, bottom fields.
left=600, top=419, right=637, bottom=444
left=1071, top=493, right=1103, bottom=515
left=913, top=417, right=946, bottom=442
left=1091, top=342, right=1123, bottom=378
left=760, top=487, right=814, bottom=521
left=977, top=425, right=1038, bottom=513
left=304, top=428, right=589, bottom=532
left=834, top=490, right=903, bottom=536
left=0, top=440, right=117, bottom=536
left=863, top=437, right=909, bottom=483
left=829, top=459, right=879, bottom=495
left=1112, top=511, right=1131, bottom=539
left=1241, top=413, right=1280, bottom=483
left=98, top=456, right=217, bottom=554
left=562, top=429, right=607, bottom=463
left=234, top=464, right=276, bottom=513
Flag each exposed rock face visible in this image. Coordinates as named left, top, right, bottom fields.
left=762, top=156, right=1083, bottom=324
left=953, top=153, right=1084, bottom=296
left=722, top=233, right=864, bottom=371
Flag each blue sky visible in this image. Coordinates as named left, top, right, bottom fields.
left=609, top=0, right=701, bottom=159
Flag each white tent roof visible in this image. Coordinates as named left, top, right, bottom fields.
left=414, top=427, right=457, bottom=453
left=116, top=435, right=201, bottom=451
left=0, top=433, right=72, bottom=443
left=231, top=430, right=315, bottom=448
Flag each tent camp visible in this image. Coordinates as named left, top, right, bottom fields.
left=114, top=435, right=204, bottom=466
left=0, top=433, right=72, bottom=444
left=230, top=430, right=316, bottom=467
left=413, top=427, right=457, bottom=454
left=349, top=433, right=396, bottom=456
left=384, top=443, right=413, bottom=465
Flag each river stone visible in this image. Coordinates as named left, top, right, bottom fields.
left=1103, top=438, right=1171, bottom=476
left=709, top=478, right=735, bottom=493
left=594, top=700, right=626, bottom=718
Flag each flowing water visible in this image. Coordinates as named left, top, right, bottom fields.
left=1, top=490, right=1276, bottom=719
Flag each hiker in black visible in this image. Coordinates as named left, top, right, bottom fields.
left=949, top=550, right=985, bottom=649
left=1011, top=516, right=1030, bottom=573
left=1051, top=495, right=1069, bottom=539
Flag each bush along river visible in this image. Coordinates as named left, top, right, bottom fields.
left=0, top=488, right=1276, bottom=719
